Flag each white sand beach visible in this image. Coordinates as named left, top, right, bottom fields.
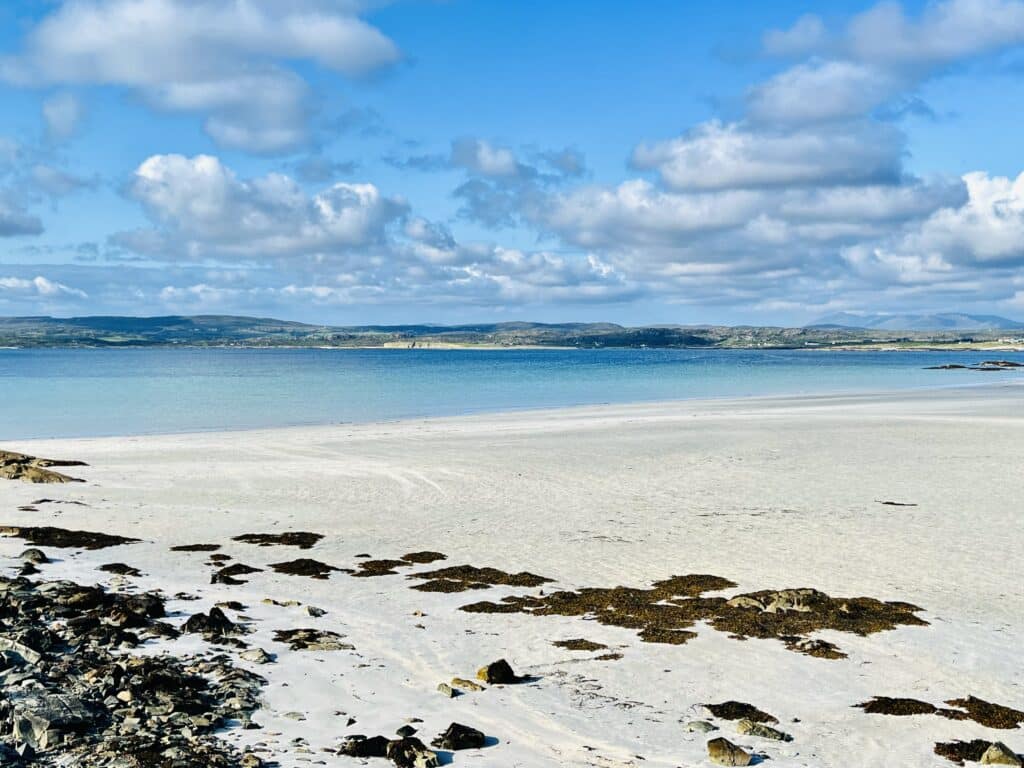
left=2, top=383, right=1023, bottom=767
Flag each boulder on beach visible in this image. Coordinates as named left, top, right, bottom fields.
left=432, top=722, right=486, bottom=750
left=737, top=718, right=793, bottom=742
left=477, top=658, right=517, bottom=684
left=981, top=742, right=1023, bottom=766
left=707, top=737, right=752, bottom=766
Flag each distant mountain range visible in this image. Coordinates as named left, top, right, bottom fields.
left=811, top=312, right=1024, bottom=331
left=0, top=314, right=1021, bottom=349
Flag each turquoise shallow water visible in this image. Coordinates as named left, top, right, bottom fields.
left=1, top=347, right=1021, bottom=439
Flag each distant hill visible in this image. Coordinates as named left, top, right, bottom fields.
left=811, top=312, right=1024, bottom=331
left=0, top=314, right=1020, bottom=349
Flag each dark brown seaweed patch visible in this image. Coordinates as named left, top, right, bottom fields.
left=411, top=579, right=492, bottom=593
left=400, top=551, right=447, bottom=564
left=552, top=638, right=608, bottom=652
left=270, top=558, right=343, bottom=580
left=857, top=697, right=938, bottom=716
left=706, top=701, right=778, bottom=723
left=353, top=559, right=412, bottom=577
left=453, top=575, right=925, bottom=657
left=934, top=740, right=993, bottom=766
left=409, top=565, right=551, bottom=589
left=0, top=525, right=139, bottom=550
left=943, top=697, right=1024, bottom=729
left=232, top=532, right=323, bottom=549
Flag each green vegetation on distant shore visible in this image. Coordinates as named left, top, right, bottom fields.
left=1, top=315, right=1022, bottom=350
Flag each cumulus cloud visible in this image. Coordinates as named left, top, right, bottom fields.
left=0, top=275, right=86, bottom=298
left=882, top=171, right=1024, bottom=266
left=450, top=138, right=522, bottom=177
left=121, top=154, right=408, bottom=259
left=632, top=120, right=904, bottom=190
left=846, top=0, right=1024, bottom=65
left=107, top=152, right=637, bottom=309
left=2, top=0, right=400, bottom=152
left=763, top=14, right=829, bottom=57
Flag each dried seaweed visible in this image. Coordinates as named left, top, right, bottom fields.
left=232, top=532, right=323, bottom=549
left=401, top=551, right=448, bottom=564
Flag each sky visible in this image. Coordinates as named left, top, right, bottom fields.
left=1, top=0, right=1024, bottom=326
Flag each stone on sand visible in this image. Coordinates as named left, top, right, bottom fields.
left=707, top=737, right=752, bottom=766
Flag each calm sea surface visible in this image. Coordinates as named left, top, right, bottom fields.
left=1, top=347, right=1021, bottom=439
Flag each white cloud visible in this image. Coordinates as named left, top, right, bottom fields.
left=748, top=60, right=898, bottom=124
left=2, top=0, right=400, bottom=152
left=763, top=14, right=828, bottom=57
left=0, top=275, right=86, bottom=298
left=123, top=154, right=409, bottom=258
left=888, top=171, right=1024, bottom=265
left=847, top=0, right=1024, bottom=65
left=632, top=120, right=904, bottom=191
left=450, top=139, right=521, bottom=177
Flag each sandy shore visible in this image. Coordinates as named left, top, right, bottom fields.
left=2, top=384, right=1023, bottom=766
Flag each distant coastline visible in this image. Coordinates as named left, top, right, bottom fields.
left=2, top=314, right=1023, bottom=351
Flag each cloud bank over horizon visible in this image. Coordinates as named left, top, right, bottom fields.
left=1, top=0, right=1024, bottom=324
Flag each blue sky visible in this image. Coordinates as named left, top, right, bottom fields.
left=1, top=0, right=1024, bottom=325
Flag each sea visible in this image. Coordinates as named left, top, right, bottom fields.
left=2, top=347, right=1021, bottom=440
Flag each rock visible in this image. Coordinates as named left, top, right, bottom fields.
left=239, top=648, right=273, bottom=664
left=436, top=683, right=456, bottom=698
left=431, top=722, right=486, bottom=750
left=240, top=753, right=263, bottom=768
left=19, top=548, right=48, bottom=564
left=183, top=607, right=240, bottom=637
left=726, top=588, right=822, bottom=613
left=982, top=743, right=1023, bottom=766
left=476, top=658, right=517, bottom=684
left=451, top=677, right=485, bottom=692
left=10, top=693, right=99, bottom=751
left=685, top=720, right=718, bottom=733
left=707, top=737, right=752, bottom=766
left=340, top=735, right=390, bottom=758
left=396, top=724, right=418, bottom=737
left=386, top=737, right=440, bottom=768
left=736, top=718, right=793, bottom=742
left=0, top=637, right=44, bottom=665
left=272, top=628, right=353, bottom=651
left=99, top=562, right=143, bottom=577
left=0, top=451, right=86, bottom=483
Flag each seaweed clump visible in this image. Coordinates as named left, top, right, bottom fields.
left=232, top=532, right=323, bottom=549
left=269, top=558, right=345, bottom=580
left=552, top=638, right=608, bottom=652
left=409, top=565, right=552, bottom=592
left=705, top=701, right=778, bottom=723
left=934, top=740, right=996, bottom=766
left=944, top=697, right=1024, bottom=729
left=857, top=695, right=1024, bottom=729
left=856, top=697, right=943, bottom=717
left=458, top=575, right=926, bottom=657
left=353, top=559, right=413, bottom=577
left=401, top=551, right=448, bottom=564
left=0, top=525, right=139, bottom=550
